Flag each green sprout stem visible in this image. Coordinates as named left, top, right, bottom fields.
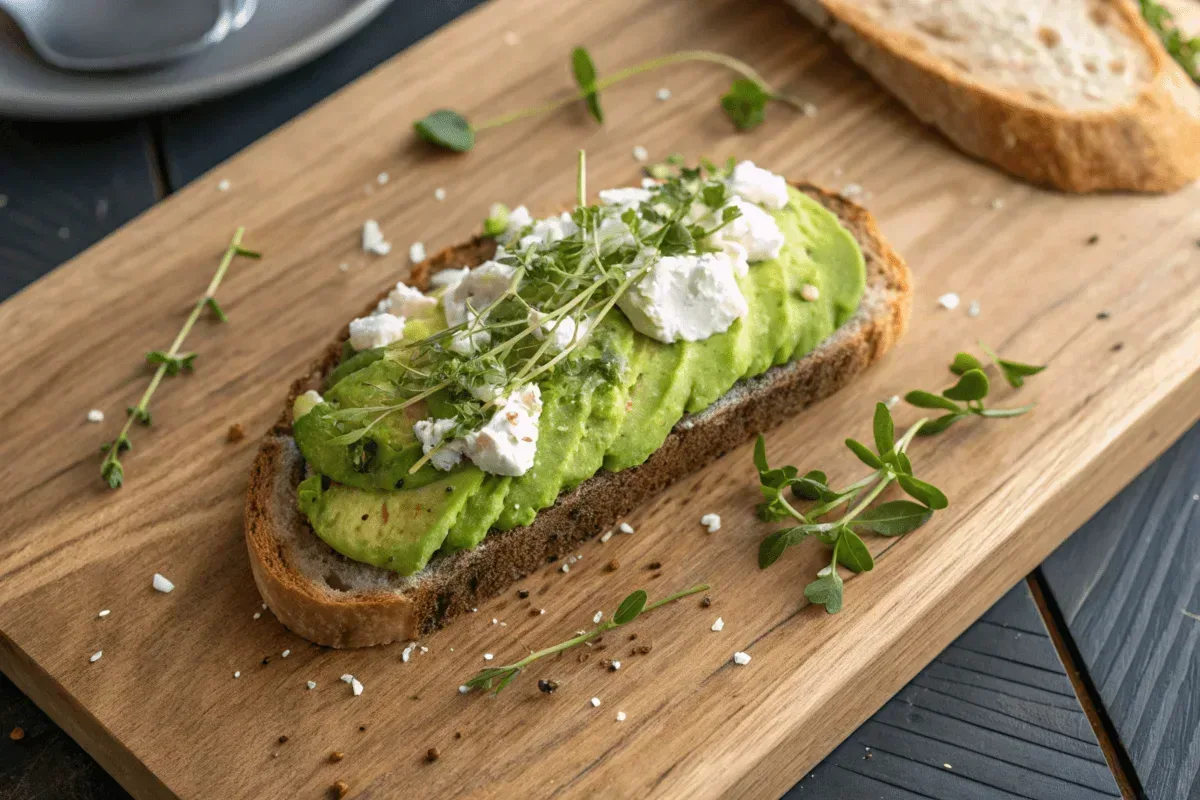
left=100, top=228, right=258, bottom=488
left=473, top=49, right=801, bottom=133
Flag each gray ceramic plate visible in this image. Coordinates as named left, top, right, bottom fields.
left=0, top=0, right=394, bottom=119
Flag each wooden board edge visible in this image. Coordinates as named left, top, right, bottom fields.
left=715, top=361, right=1200, bottom=799
left=0, top=632, right=176, bottom=800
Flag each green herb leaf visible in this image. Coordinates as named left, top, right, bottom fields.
left=613, top=589, right=648, bottom=625
left=942, top=368, right=989, bottom=402
left=234, top=246, right=261, bottom=259
left=570, top=47, right=604, bottom=123
left=836, top=529, right=874, bottom=573
left=101, top=459, right=124, bottom=489
left=904, top=390, right=963, bottom=412
left=204, top=296, right=228, bottom=322
left=753, top=434, right=770, bottom=475
left=845, top=438, right=883, bottom=469
left=950, top=352, right=984, bottom=375
left=895, top=452, right=913, bottom=476
left=897, top=475, right=948, bottom=510
left=1140, top=0, right=1200, bottom=82
left=791, top=470, right=831, bottom=501
left=126, top=406, right=151, bottom=426
left=804, top=571, right=844, bottom=614
left=720, top=79, right=770, bottom=130
left=759, top=527, right=807, bottom=568
left=146, top=350, right=196, bottom=376
left=873, top=402, right=895, bottom=456
left=917, top=412, right=968, bottom=436
left=414, top=110, right=475, bottom=152
left=855, top=500, right=933, bottom=536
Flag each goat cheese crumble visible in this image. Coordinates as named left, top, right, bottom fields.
left=348, top=313, right=406, bottom=351
left=618, top=252, right=748, bottom=343
left=728, top=161, right=789, bottom=210
left=413, top=385, right=542, bottom=476
left=362, top=220, right=392, bottom=255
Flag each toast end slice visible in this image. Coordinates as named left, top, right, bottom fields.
left=792, top=0, right=1200, bottom=193
left=243, top=185, right=912, bottom=647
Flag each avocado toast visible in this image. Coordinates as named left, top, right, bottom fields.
left=245, top=166, right=912, bottom=647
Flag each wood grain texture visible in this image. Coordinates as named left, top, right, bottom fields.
left=788, top=581, right=1121, bottom=799
left=0, top=0, right=1198, bottom=797
left=156, top=0, right=487, bottom=189
left=1042, top=421, right=1200, bottom=800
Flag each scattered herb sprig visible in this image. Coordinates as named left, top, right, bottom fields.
left=1140, top=0, right=1200, bottom=82
left=415, top=47, right=803, bottom=152
left=755, top=346, right=1046, bottom=613
left=461, top=583, right=709, bottom=694
left=100, top=228, right=260, bottom=488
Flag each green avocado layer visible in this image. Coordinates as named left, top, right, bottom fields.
left=296, top=188, right=865, bottom=575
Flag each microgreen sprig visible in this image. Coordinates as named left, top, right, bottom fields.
left=755, top=347, right=1046, bottom=613
left=100, top=228, right=260, bottom=489
left=415, top=47, right=803, bottom=152
left=461, top=583, right=709, bottom=694
left=1140, top=0, right=1200, bottom=82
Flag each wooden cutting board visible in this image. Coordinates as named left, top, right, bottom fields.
left=1, top=0, right=1197, bottom=797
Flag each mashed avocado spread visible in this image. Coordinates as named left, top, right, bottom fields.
left=295, top=167, right=865, bottom=576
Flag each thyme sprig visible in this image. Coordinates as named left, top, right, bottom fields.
left=755, top=346, right=1046, bottom=613
left=415, top=47, right=802, bottom=152
left=321, top=157, right=739, bottom=467
left=100, top=228, right=260, bottom=489
left=461, top=583, right=709, bottom=694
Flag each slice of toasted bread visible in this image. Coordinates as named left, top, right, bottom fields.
left=790, top=0, right=1200, bottom=192
left=243, top=185, right=911, bottom=648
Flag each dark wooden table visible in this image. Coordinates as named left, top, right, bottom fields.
left=0, top=3, right=1196, bottom=797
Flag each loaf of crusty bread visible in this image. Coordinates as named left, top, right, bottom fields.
left=789, top=0, right=1200, bottom=192
left=243, top=184, right=912, bottom=648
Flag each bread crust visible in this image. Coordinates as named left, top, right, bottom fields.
left=243, top=185, right=912, bottom=647
left=790, top=0, right=1200, bottom=193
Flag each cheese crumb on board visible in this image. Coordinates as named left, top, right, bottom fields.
left=86, top=409, right=104, bottom=423
left=89, top=651, right=103, bottom=663
left=590, top=697, right=601, bottom=707
left=362, top=220, right=391, bottom=255
left=732, top=652, right=751, bottom=666
left=937, top=293, right=960, bottom=310
left=152, top=573, right=174, bottom=593
left=711, top=617, right=725, bottom=632
left=700, top=514, right=721, bottom=533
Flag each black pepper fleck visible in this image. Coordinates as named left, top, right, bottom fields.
left=517, top=589, right=530, bottom=599
left=538, top=679, right=560, bottom=694
left=646, top=561, right=662, bottom=570
left=1097, top=311, right=1110, bottom=320
left=1086, top=234, right=1099, bottom=245
left=1111, top=342, right=1124, bottom=352
left=701, top=596, right=712, bottom=608
left=278, top=735, right=289, bottom=744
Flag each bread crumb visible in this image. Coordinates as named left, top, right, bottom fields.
left=9, top=727, right=24, bottom=741
left=227, top=423, right=245, bottom=443
left=425, top=747, right=440, bottom=763
left=330, top=751, right=344, bottom=762
left=332, top=780, right=349, bottom=799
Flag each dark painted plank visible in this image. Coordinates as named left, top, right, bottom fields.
left=787, top=581, right=1121, bottom=800
left=0, top=120, right=160, bottom=300
left=1042, top=421, right=1200, bottom=800
left=157, top=0, right=488, bottom=189
left=0, top=118, right=158, bottom=800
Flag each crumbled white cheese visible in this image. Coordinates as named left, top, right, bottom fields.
left=840, top=183, right=864, bottom=200
left=529, top=309, right=591, bottom=353
left=817, top=565, right=833, bottom=577
left=152, top=573, right=174, bottom=593
left=886, top=395, right=901, bottom=409
left=617, top=252, right=748, bottom=343
left=89, top=650, right=103, bottom=663
left=281, top=649, right=290, bottom=658
left=377, top=172, right=389, bottom=185
left=97, top=609, right=110, bottom=618
left=590, top=697, right=602, bottom=707
left=506, top=205, right=533, bottom=235
left=990, top=198, right=1005, bottom=210
left=233, top=671, right=240, bottom=678
left=802, top=102, right=818, bottom=117
left=483, top=653, right=494, bottom=661
left=338, top=263, right=349, bottom=272
left=937, top=293, right=961, bottom=310
left=86, top=409, right=104, bottom=423
left=616, top=711, right=627, bottom=721
left=413, top=418, right=464, bottom=471
left=712, top=617, right=724, bottom=632
left=449, top=326, right=491, bottom=356
left=967, top=300, right=981, bottom=318
left=708, top=198, right=785, bottom=271
left=434, top=187, right=446, bottom=201
left=443, top=260, right=515, bottom=327
left=341, top=674, right=354, bottom=684
left=656, top=87, right=671, bottom=100
left=599, top=186, right=651, bottom=210
left=430, top=267, right=470, bottom=292
left=619, top=522, right=634, bottom=534
left=459, top=685, right=471, bottom=694
left=610, top=660, right=621, bottom=670
left=362, top=220, right=392, bottom=255
left=700, top=513, right=721, bottom=533
left=632, top=145, right=649, bottom=162
left=351, top=678, right=364, bottom=696
left=732, top=651, right=751, bottom=665
left=348, top=313, right=406, bottom=351
left=253, top=612, right=261, bottom=620
left=593, top=611, right=604, bottom=624
left=800, top=284, right=820, bottom=302
left=461, top=384, right=542, bottom=476
left=409, top=242, right=426, bottom=263
left=727, top=161, right=789, bottom=210
left=307, top=681, right=317, bottom=690
left=518, top=212, right=576, bottom=251
left=599, top=530, right=613, bottom=543
left=382, top=282, right=438, bottom=319
left=561, top=563, right=570, bottom=573
left=217, top=179, right=231, bottom=192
